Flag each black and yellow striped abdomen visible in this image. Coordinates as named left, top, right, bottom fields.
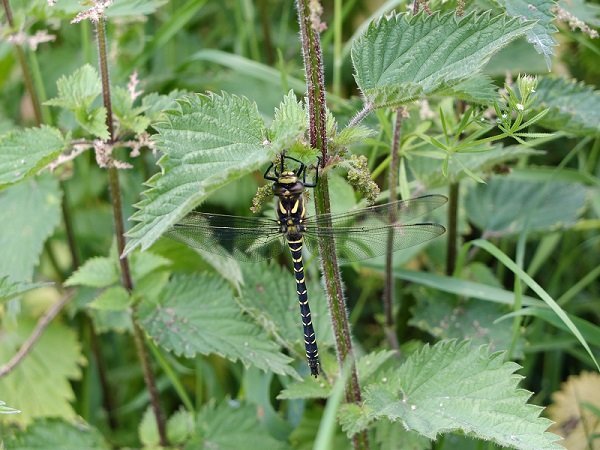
left=287, top=236, right=320, bottom=377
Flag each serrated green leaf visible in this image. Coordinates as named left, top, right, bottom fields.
left=1, top=418, right=109, bottom=449
left=64, top=256, right=119, bottom=288
left=0, top=321, right=82, bottom=426
left=87, top=286, right=130, bottom=311
left=0, top=175, right=61, bottom=281
left=498, top=0, right=557, bottom=66
left=357, top=349, right=397, bottom=382
left=437, top=74, right=499, bottom=104
left=341, top=341, right=562, bottom=449
left=141, top=90, right=187, bottom=123
left=124, top=92, right=271, bottom=255
left=533, top=77, right=600, bottom=135
left=137, top=273, right=298, bottom=378
left=277, top=376, right=331, bottom=400
left=270, top=90, right=307, bottom=153
left=374, top=419, right=431, bottom=450
left=0, top=126, right=66, bottom=187
left=186, top=401, right=289, bottom=449
left=239, top=261, right=334, bottom=353
left=45, top=65, right=109, bottom=140
left=0, top=277, right=50, bottom=304
left=334, top=125, right=376, bottom=148
left=112, top=86, right=151, bottom=135
left=351, top=12, right=533, bottom=107
left=464, top=175, right=587, bottom=235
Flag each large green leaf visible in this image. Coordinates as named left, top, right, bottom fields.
left=124, top=92, right=271, bottom=255
left=351, top=12, right=533, bottom=108
left=464, top=175, right=587, bottom=235
left=0, top=126, right=66, bottom=187
left=0, top=176, right=62, bottom=281
left=338, top=341, right=562, bottom=449
left=0, top=321, right=82, bottom=426
left=533, top=77, right=600, bottom=135
left=497, top=0, right=557, bottom=66
left=1, top=418, right=109, bottom=450
left=137, top=273, right=299, bottom=378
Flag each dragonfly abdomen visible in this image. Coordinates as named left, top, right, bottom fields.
left=287, top=236, right=320, bottom=377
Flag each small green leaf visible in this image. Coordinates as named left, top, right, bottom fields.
left=141, top=90, right=187, bottom=123
left=498, top=0, right=557, bottom=66
left=0, top=176, right=62, bottom=282
left=1, top=418, right=109, bottom=449
left=124, top=92, right=270, bottom=255
left=341, top=341, right=563, bottom=449
left=64, top=256, right=119, bottom=288
left=45, top=65, right=109, bottom=140
left=438, top=74, right=499, bottom=104
left=277, top=377, right=331, bottom=400
left=533, top=77, right=600, bottom=135
left=137, top=273, right=299, bottom=378
left=112, top=86, right=151, bottom=135
left=0, top=321, right=82, bottom=426
left=464, top=175, right=587, bottom=235
left=87, top=286, right=130, bottom=311
left=334, top=124, right=376, bottom=148
left=0, top=126, right=66, bottom=187
left=352, top=12, right=533, bottom=107
left=270, top=90, right=306, bottom=153
left=0, top=277, right=51, bottom=304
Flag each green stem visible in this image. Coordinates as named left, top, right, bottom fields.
left=1, top=0, right=42, bottom=124
left=383, top=109, right=403, bottom=352
left=332, top=0, right=342, bottom=97
left=96, top=16, right=168, bottom=446
left=446, top=182, right=459, bottom=275
left=295, top=1, right=368, bottom=449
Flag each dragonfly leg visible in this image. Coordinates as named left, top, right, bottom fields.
left=288, top=237, right=320, bottom=377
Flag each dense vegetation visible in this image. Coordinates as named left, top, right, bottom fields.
left=0, top=0, right=599, bottom=449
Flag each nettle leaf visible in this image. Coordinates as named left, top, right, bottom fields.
left=141, top=90, right=187, bottom=123
left=340, top=341, right=562, bottom=449
left=1, top=418, right=109, bottom=450
left=112, top=86, right=151, bottom=135
left=87, top=286, right=131, bottom=311
left=0, top=277, right=50, bottom=304
left=0, top=126, right=66, bottom=187
left=137, top=273, right=299, bottom=378
left=0, top=321, right=82, bottom=426
left=465, top=175, right=587, bottom=236
left=270, top=90, right=307, bottom=153
left=374, top=419, right=431, bottom=450
left=351, top=12, right=533, bottom=108
left=533, top=77, right=600, bottom=135
left=498, top=0, right=557, bottom=66
left=187, top=401, right=288, bottom=449
left=64, top=256, right=120, bottom=288
left=0, top=175, right=61, bottom=281
left=124, top=92, right=271, bottom=255
left=45, top=64, right=108, bottom=140
left=437, top=74, right=498, bottom=104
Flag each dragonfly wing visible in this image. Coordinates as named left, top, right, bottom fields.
left=306, top=194, right=447, bottom=229
left=166, top=211, right=284, bottom=262
left=303, top=223, right=445, bottom=262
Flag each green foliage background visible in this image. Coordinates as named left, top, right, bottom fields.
left=0, top=0, right=599, bottom=449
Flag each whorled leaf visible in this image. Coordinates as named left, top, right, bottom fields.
left=351, top=12, right=534, bottom=108
left=137, top=273, right=299, bottom=378
left=0, top=175, right=62, bottom=282
left=0, top=418, right=109, bottom=449
left=533, top=76, right=600, bottom=135
left=497, top=0, right=557, bottom=67
left=0, top=126, right=66, bottom=187
left=0, top=321, right=82, bottom=426
left=124, top=92, right=271, bottom=255
left=464, top=175, right=587, bottom=235
left=338, top=341, right=563, bottom=449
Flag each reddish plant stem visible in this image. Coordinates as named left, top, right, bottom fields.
left=95, top=16, right=168, bottom=446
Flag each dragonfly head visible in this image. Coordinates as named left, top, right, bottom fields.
left=273, top=172, right=305, bottom=198
left=277, top=170, right=298, bottom=184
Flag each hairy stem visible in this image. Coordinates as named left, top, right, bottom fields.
left=1, top=0, right=42, bottom=124
left=295, top=1, right=368, bottom=449
left=446, top=182, right=459, bottom=275
left=383, top=109, right=403, bottom=352
left=96, top=16, right=168, bottom=446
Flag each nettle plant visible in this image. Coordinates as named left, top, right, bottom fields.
left=0, top=0, right=599, bottom=449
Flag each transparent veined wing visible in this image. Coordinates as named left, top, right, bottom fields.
left=165, top=211, right=285, bottom=262
left=302, top=195, right=447, bottom=261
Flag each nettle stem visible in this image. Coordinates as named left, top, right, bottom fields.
left=295, top=1, right=369, bottom=449
left=383, top=109, right=404, bottom=352
left=95, top=16, right=168, bottom=446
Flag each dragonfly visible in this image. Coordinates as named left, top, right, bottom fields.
left=166, top=156, right=447, bottom=377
